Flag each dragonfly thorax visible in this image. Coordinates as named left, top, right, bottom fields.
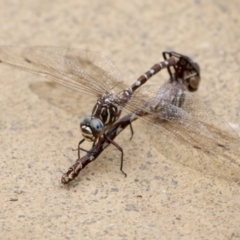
left=92, top=93, right=123, bottom=127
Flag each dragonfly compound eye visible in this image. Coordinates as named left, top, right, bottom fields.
left=80, top=115, right=92, bottom=128
left=90, top=118, right=104, bottom=137
left=188, top=75, right=201, bottom=91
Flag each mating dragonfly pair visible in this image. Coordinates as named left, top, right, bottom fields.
left=0, top=47, right=239, bottom=184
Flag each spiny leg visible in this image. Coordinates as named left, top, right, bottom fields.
left=129, top=121, right=134, bottom=140
left=104, top=133, right=127, bottom=177
left=72, top=138, right=96, bottom=159
left=75, top=121, right=133, bottom=160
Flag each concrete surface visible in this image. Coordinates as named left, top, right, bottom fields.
left=0, top=0, right=240, bottom=239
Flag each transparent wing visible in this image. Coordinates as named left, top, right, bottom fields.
left=29, top=82, right=96, bottom=116
left=149, top=123, right=239, bottom=182
left=125, top=82, right=240, bottom=181
left=0, top=46, right=124, bottom=96
left=30, top=80, right=129, bottom=116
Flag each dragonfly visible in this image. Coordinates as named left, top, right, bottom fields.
left=60, top=54, right=240, bottom=184
left=0, top=47, right=199, bottom=172
left=61, top=53, right=202, bottom=183
left=0, top=47, right=177, bottom=146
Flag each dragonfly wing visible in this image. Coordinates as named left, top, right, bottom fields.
left=30, top=81, right=98, bottom=116
left=125, top=82, right=240, bottom=181
left=0, top=46, right=124, bottom=96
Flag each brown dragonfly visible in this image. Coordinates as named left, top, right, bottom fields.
left=0, top=48, right=239, bottom=184
left=61, top=53, right=240, bottom=183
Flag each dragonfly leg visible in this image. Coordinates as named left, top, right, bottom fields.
left=72, top=138, right=97, bottom=159
left=129, top=122, right=134, bottom=140
left=104, top=134, right=127, bottom=177
left=71, top=139, right=85, bottom=159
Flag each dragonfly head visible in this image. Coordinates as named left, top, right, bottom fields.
left=80, top=116, right=104, bottom=142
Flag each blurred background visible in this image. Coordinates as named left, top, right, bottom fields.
left=0, top=1, right=239, bottom=239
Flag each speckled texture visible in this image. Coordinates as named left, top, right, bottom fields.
left=0, top=1, right=240, bottom=239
